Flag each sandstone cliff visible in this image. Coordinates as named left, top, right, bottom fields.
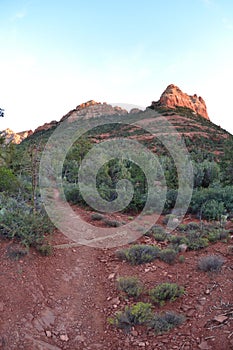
left=150, top=84, right=209, bottom=120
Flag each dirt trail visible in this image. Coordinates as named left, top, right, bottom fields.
left=0, top=242, right=110, bottom=350
left=0, top=216, right=233, bottom=349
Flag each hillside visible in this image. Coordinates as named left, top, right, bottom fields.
left=21, top=86, right=231, bottom=162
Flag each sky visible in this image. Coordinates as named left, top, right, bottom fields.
left=0, top=0, right=233, bottom=134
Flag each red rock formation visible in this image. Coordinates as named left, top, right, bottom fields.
left=150, top=84, right=209, bottom=120
left=33, top=120, right=58, bottom=134
left=0, top=128, right=33, bottom=144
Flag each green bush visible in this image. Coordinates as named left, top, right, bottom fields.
left=167, top=235, right=189, bottom=249
left=36, top=243, right=53, bottom=256
left=91, top=213, right=104, bottom=221
left=149, top=225, right=167, bottom=241
left=197, top=255, right=224, bottom=272
left=162, top=214, right=178, bottom=225
left=186, top=222, right=200, bottom=230
left=116, top=244, right=161, bottom=265
left=190, top=186, right=233, bottom=218
left=109, top=302, right=153, bottom=332
left=177, top=223, right=187, bottom=232
left=0, top=194, right=54, bottom=251
left=185, top=232, right=209, bottom=250
left=149, top=311, right=185, bottom=334
left=149, top=283, right=184, bottom=306
left=0, top=166, right=19, bottom=193
left=159, top=248, right=177, bottom=264
left=117, top=276, right=143, bottom=298
left=202, top=200, right=225, bottom=221
left=103, top=218, right=122, bottom=227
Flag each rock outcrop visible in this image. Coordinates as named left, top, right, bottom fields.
left=33, top=120, right=58, bottom=134
left=0, top=128, right=33, bottom=144
left=60, top=100, right=128, bottom=123
left=32, top=101, right=129, bottom=135
left=150, top=84, right=209, bottom=120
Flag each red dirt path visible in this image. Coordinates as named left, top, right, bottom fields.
left=0, top=212, right=232, bottom=350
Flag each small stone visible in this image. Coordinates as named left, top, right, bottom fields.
left=205, top=289, right=210, bottom=295
left=60, top=334, right=69, bottom=342
left=45, top=330, right=52, bottom=337
left=198, top=341, right=210, bottom=349
left=179, top=244, right=188, bottom=252
left=144, top=268, right=150, bottom=273
left=131, top=330, right=138, bottom=337
left=213, top=315, right=228, bottom=323
left=0, top=302, right=4, bottom=312
left=186, top=309, right=196, bottom=317
left=181, top=304, right=192, bottom=311
left=111, top=297, right=120, bottom=305
left=108, top=273, right=115, bottom=279
left=199, top=298, right=206, bottom=305
left=138, top=342, right=146, bottom=347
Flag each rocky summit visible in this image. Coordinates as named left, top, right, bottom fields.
left=150, top=84, right=209, bottom=120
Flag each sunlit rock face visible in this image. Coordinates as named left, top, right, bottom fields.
left=150, top=84, right=209, bottom=120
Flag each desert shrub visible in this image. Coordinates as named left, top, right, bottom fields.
left=103, top=218, right=121, bottom=227
left=150, top=225, right=165, bottom=235
left=153, top=232, right=168, bottom=242
left=63, top=184, right=84, bottom=205
left=0, top=166, right=19, bottom=193
left=178, top=255, right=185, bottom=263
left=91, top=213, right=104, bottom=221
left=0, top=194, right=54, bottom=250
left=116, top=244, right=161, bottom=265
left=197, top=255, right=224, bottom=272
left=202, top=200, right=225, bottom=221
left=6, top=245, right=28, bottom=260
left=117, top=276, right=143, bottom=298
left=219, top=230, right=230, bottom=240
left=205, top=230, right=221, bottom=242
left=167, top=235, right=188, bottom=247
left=149, top=283, right=184, bottom=306
left=109, top=302, right=153, bottom=332
left=183, top=231, right=208, bottom=250
left=162, top=214, right=178, bottom=225
left=36, top=243, right=53, bottom=256
left=177, top=223, right=187, bottom=232
left=159, top=248, right=177, bottom=264
left=149, top=225, right=167, bottom=241
left=149, top=311, right=185, bottom=334
left=186, top=222, right=200, bottom=230
left=190, top=186, right=233, bottom=218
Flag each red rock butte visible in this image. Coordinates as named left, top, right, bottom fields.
left=150, top=84, right=209, bottom=120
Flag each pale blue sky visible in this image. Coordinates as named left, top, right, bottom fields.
left=0, top=0, right=233, bottom=133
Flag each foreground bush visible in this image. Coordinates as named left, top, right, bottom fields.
left=109, top=302, right=153, bottom=332
left=117, top=276, right=143, bottom=298
left=149, top=311, right=185, bottom=334
left=0, top=194, right=54, bottom=251
left=197, top=255, right=224, bottom=272
left=116, top=244, right=161, bottom=265
left=149, top=283, right=185, bottom=306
